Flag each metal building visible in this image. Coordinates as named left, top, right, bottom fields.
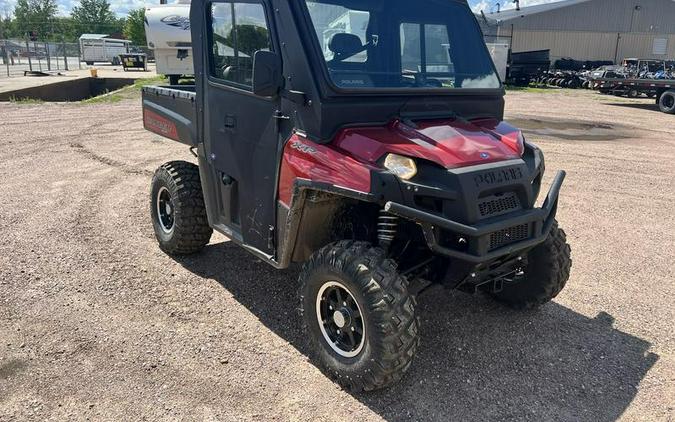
left=480, top=0, right=675, bottom=63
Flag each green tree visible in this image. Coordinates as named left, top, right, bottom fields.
left=112, top=17, right=126, bottom=37
left=0, top=15, right=16, bottom=39
left=123, top=8, right=146, bottom=46
left=225, top=24, right=268, bottom=57
left=13, top=0, right=57, bottom=40
left=52, top=17, right=79, bottom=42
left=71, top=0, right=117, bottom=35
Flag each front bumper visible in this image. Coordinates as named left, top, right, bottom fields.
left=384, top=170, right=565, bottom=263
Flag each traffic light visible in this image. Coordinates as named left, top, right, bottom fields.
left=29, top=31, right=38, bottom=41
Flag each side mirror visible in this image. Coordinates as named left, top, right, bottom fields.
left=252, top=50, right=283, bottom=97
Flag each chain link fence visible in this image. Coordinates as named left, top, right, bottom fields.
left=0, top=39, right=83, bottom=78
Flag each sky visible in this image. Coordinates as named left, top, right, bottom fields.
left=0, top=0, right=566, bottom=18
left=0, top=0, right=146, bottom=17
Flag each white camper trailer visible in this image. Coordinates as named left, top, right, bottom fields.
left=79, top=34, right=130, bottom=65
left=145, top=0, right=193, bottom=84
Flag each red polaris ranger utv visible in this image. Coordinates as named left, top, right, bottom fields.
left=142, top=0, right=572, bottom=391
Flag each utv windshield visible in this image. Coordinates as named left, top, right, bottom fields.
left=303, top=0, right=500, bottom=90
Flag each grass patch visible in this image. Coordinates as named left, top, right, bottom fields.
left=80, top=90, right=124, bottom=104
left=505, top=85, right=556, bottom=93
left=80, top=75, right=167, bottom=104
left=8, top=96, right=44, bottom=104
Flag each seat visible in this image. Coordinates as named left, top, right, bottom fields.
left=327, top=33, right=373, bottom=88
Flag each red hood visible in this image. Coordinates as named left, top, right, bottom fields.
left=334, top=118, right=524, bottom=169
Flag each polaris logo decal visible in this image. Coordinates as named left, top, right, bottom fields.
left=474, top=167, right=523, bottom=188
left=161, top=15, right=190, bottom=30
left=340, top=79, right=365, bottom=85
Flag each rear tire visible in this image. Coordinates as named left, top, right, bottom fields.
left=490, top=220, right=571, bottom=309
left=299, top=241, right=420, bottom=391
left=658, top=90, right=675, bottom=114
left=150, top=161, right=212, bottom=255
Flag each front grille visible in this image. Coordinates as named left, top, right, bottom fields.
left=478, top=192, right=521, bottom=218
left=489, top=223, right=530, bottom=251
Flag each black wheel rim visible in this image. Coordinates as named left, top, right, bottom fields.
left=156, top=186, right=175, bottom=233
left=316, top=281, right=365, bottom=358
left=664, top=95, right=675, bottom=109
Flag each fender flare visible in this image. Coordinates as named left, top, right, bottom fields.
left=276, top=180, right=377, bottom=268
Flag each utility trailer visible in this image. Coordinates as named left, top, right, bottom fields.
left=506, top=49, right=551, bottom=87
left=598, top=77, right=675, bottom=114
left=79, top=34, right=130, bottom=66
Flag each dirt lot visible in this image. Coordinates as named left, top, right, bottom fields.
left=0, top=89, right=673, bottom=421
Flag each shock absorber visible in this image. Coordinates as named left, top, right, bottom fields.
left=377, top=209, right=398, bottom=249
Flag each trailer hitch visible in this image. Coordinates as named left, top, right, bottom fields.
left=454, top=255, right=528, bottom=294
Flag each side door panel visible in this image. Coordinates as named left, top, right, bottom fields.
left=203, top=0, right=281, bottom=255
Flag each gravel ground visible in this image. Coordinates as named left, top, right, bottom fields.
left=0, top=89, right=673, bottom=421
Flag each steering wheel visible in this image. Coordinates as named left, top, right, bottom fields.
left=401, top=70, right=442, bottom=87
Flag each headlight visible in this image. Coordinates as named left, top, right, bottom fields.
left=384, top=154, right=417, bottom=180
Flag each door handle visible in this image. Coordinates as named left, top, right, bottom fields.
left=224, top=115, right=236, bottom=128
left=273, top=110, right=290, bottom=120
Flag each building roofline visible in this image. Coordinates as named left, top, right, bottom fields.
left=488, top=0, right=594, bottom=23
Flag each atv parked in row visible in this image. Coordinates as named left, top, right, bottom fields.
left=534, top=70, right=584, bottom=89
left=142, top=0, right=572, bottom=391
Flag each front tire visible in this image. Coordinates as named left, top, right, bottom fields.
left=150, top=161, right=212, bottom=255
left=299, top=241, right=420, bottom=391
left=490, top=220, right=572, bottom=309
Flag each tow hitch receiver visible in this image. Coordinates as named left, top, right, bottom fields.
left=451, top=255, right=528, bottom=294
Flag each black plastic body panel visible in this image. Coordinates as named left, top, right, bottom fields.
left=358, top=141, right=555, bottom=263
left=141, top=86, right=198, bottom=147
left=383, top=160, right=564, bottom=263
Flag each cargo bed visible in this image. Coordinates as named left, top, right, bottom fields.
left=142, top=85, right=198, bottom=146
